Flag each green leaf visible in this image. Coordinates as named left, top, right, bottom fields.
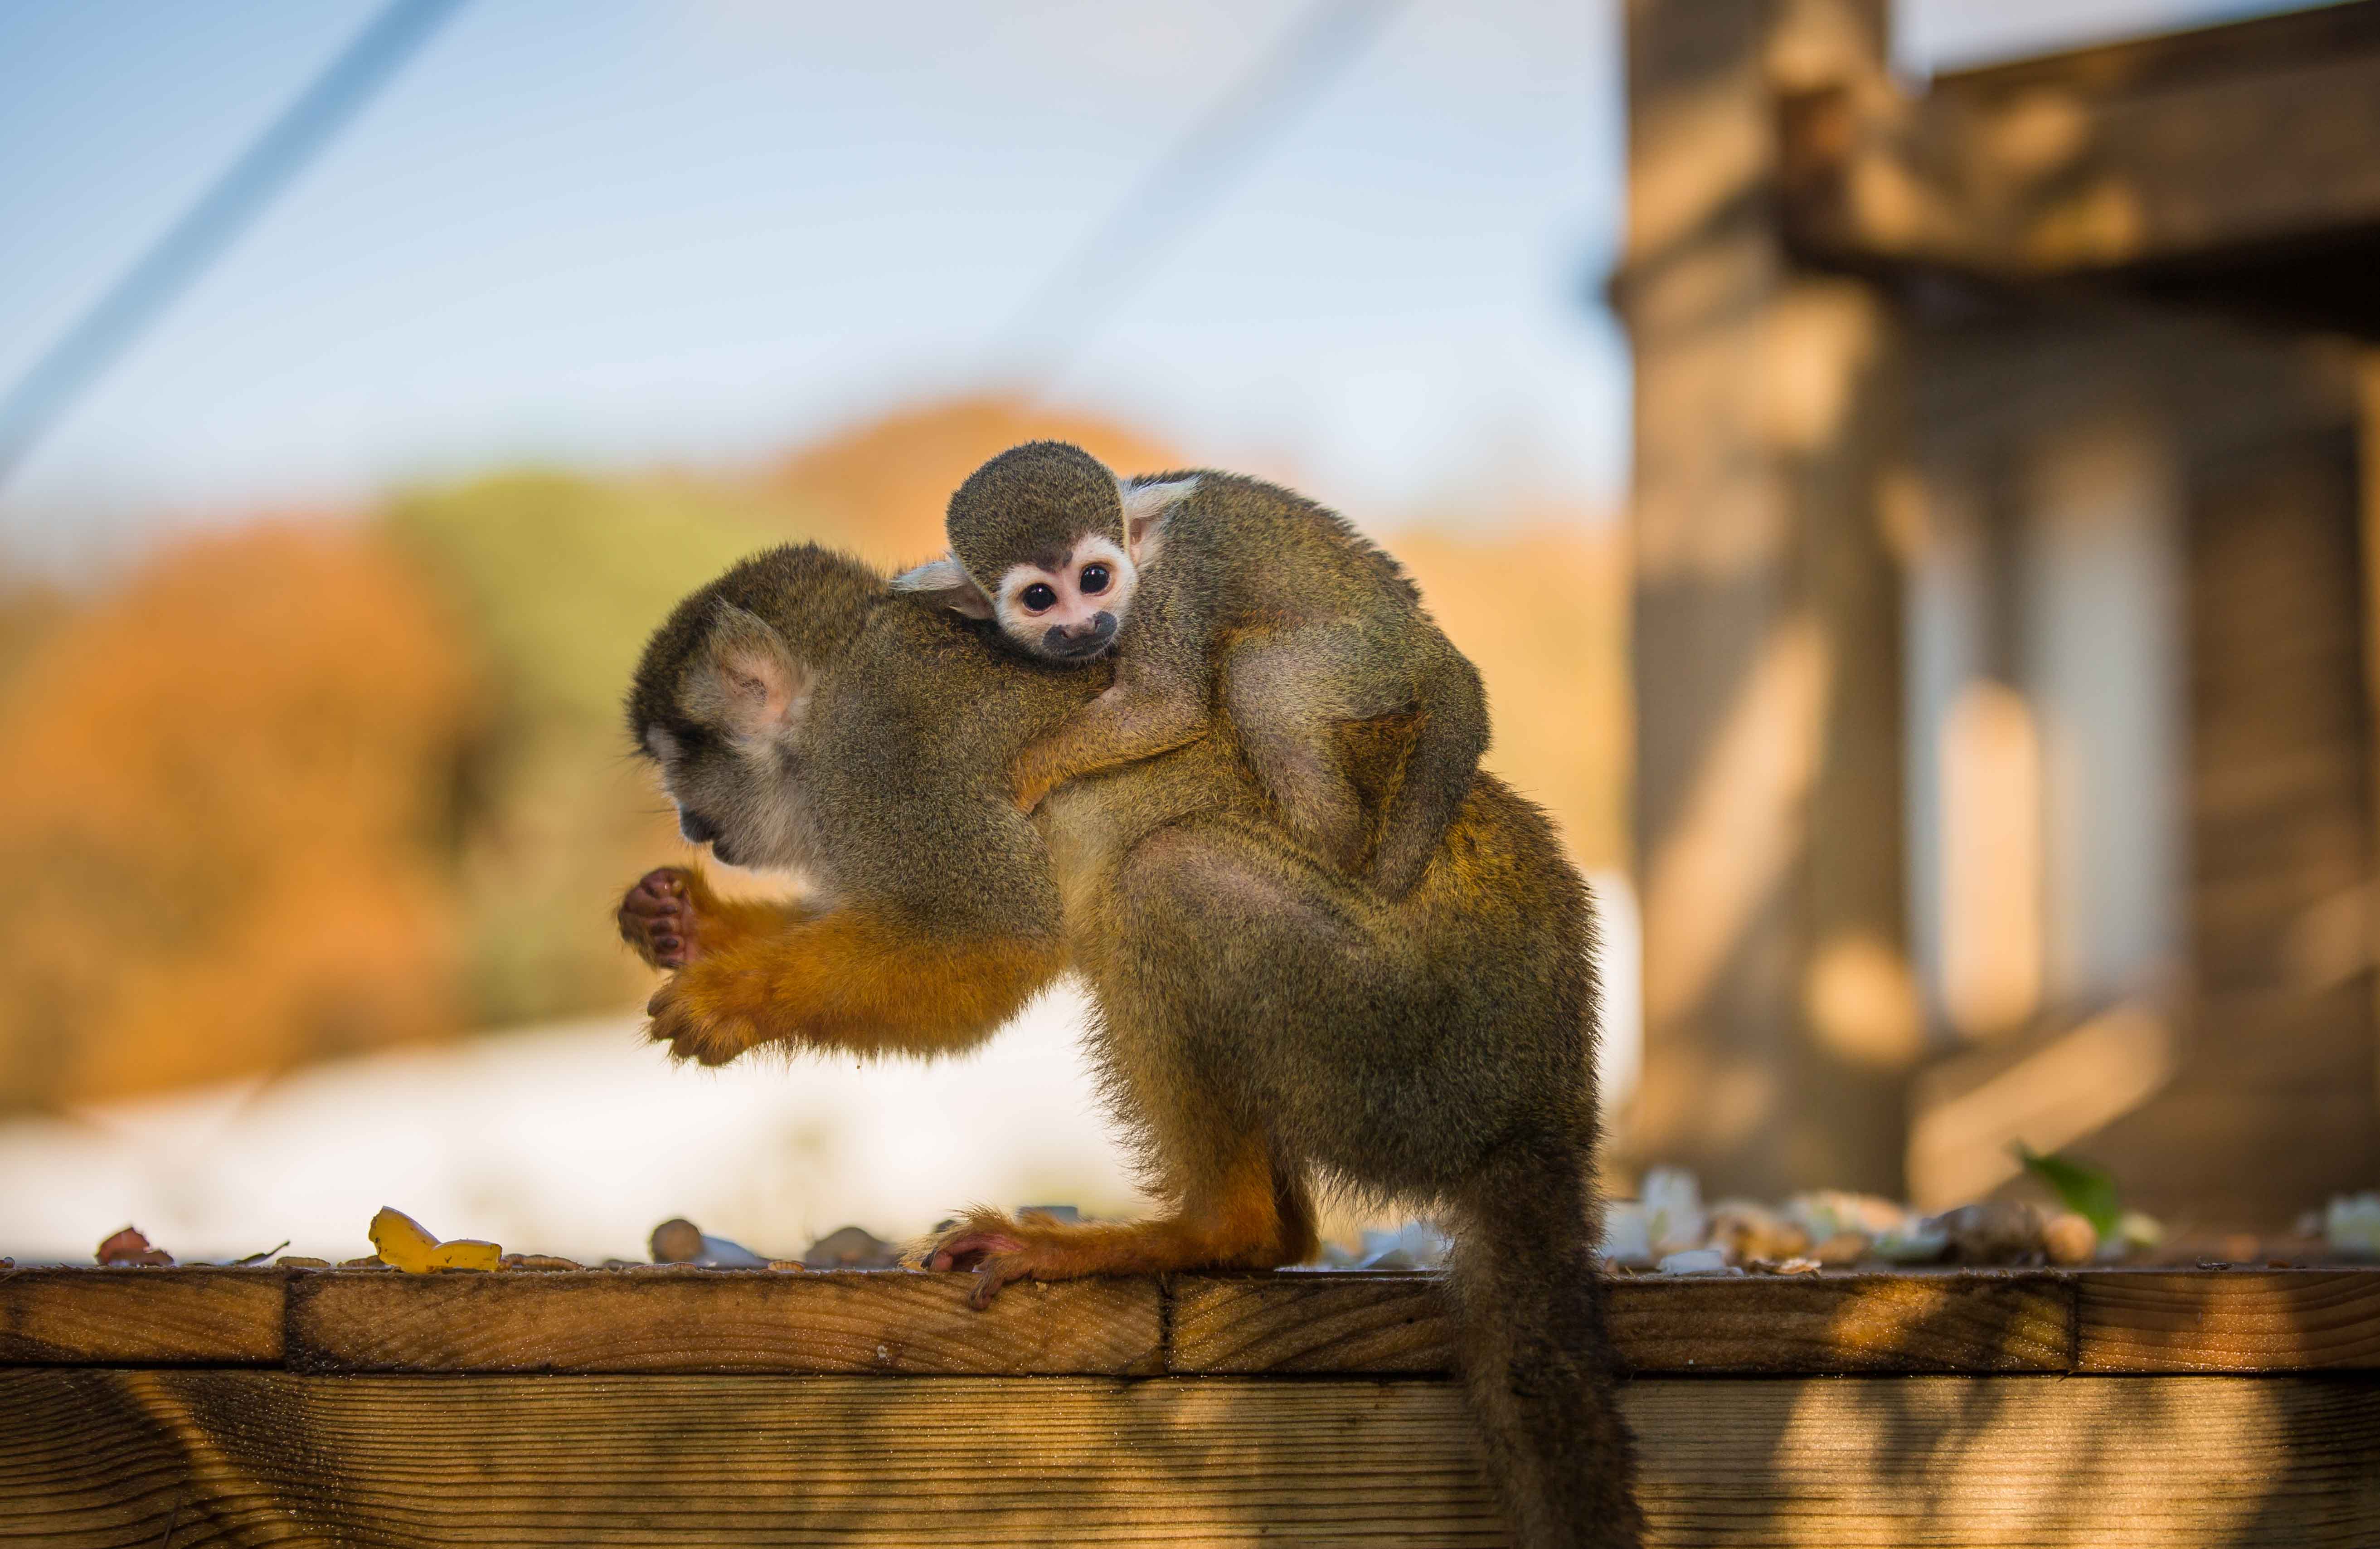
left=2013, top=1142, right=2123, bottom=1238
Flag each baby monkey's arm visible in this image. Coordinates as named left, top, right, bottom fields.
left=1009, top=668, right=1209, bottom=813
left=619, top=866, right=1063, bottom=1067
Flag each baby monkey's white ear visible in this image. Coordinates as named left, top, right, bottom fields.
left=1119, top=476, right=1197, bottom=569
left=687, top=603, right=811, bottom=742
left=891, top=554, right=996, bottom=619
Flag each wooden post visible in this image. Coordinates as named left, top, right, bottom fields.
left=1617, top=0, right=1916, bottom=1197
left=2362, top=351, right=2380, bottom=1122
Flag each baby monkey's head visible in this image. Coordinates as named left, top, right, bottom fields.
left=894, top=440, right=1195, bottom=663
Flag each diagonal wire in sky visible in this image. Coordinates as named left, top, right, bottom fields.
left=985, top=0, right=1410, bottom=397
left=0, top=0, right=469, bottom=491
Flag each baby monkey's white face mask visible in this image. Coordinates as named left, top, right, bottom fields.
left=987, top=532, right=1134, bottom=662
left=893, top=474, right=1197, bottom=664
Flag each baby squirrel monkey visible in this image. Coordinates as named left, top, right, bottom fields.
left=895, top=441, right=1488, bottom=898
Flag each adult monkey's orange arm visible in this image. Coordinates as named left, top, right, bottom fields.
left=620, top=865, right=1063, bottom=1066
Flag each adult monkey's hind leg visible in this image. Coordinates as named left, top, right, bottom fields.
left=910, top=1125, right=1317, bottom=1308
left=912, top=818, right=1335, bottom=1306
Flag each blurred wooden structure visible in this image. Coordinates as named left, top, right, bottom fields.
left=1619, top=0, right=2380, bottom=1221
left=4, top=1265, right=2377, bottom=1544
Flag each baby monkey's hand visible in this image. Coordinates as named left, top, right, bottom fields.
left=1010, top=772, right=1051, bottom=815
left=618, top=867, right=709, bottom=969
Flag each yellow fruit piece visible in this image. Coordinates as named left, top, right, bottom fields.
left=369, top=1206, right=439, bottom=1273
left=427, top=1239, right=501, bottom=1272
left=368, top=1207, right=501, bottom=1274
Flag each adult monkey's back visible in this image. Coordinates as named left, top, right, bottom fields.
left=621, top=544, right=1644, bottom=1548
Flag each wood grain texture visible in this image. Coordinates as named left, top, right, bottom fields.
left=1779, top=4, right=2380, bottom=277
left=12, top=1268, right=2380, bottom=1376
left=2080, top=1272, right=2380, bottom=1373
left=287, top=1269, right=1163, bottom=1376
left=1171, top=1274, right=1454, bottom=1374
left=0, top=1268, right=281, bottom=1366
left=1609, top=1273, right=2074, bottom=1374
left=1171, top=1273, right=2075, bottom=1375
left=1632, top=1374, right=2380, bottom=1549
left=1, top=1369, right=2373, bottom=1546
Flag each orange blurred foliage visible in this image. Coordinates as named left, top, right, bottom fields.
left=1395, top=522, right=1629, bottom=871
left=0, top=523, right=481, bottom=1108
left=0, top=395, right=1626, bottom=1112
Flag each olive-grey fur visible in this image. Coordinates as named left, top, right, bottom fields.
left=625, top=541, right=1642, bottom=1546
left=627, top=542, right=1103, bottom=940
left=946, top=441, right=1491, bottom=899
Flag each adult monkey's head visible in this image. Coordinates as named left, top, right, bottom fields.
left=626, top=544, right=887, bottom=872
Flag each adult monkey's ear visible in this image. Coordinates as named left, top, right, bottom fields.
left=685, top=603, right=812, bottom=743
left=1118, top=476, right=1198, bottom=570
left=890, top=554, right=995, bottom=619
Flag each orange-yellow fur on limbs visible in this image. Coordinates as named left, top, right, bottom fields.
left=904, top=1135, right=1319, bottom=1308
left=622, top=865, right=1059, bottom=1065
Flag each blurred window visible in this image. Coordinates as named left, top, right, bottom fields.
left=1907, top=411, right=2182, bottom=1041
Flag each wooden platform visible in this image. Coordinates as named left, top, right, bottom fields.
left=4, top=1266, right=2376, bottom=1544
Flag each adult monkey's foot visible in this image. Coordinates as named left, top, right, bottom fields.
left=908, top=1202, right=1311, bottom=1309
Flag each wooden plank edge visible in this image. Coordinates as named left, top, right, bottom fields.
left=0, top=1266, right=286, bottom=1367
left=285, top=1268, right=1166, bottom=1377
left=1170, top=1271, right=2082, bottom=1376
left=8, top=1264, right=2379, bottom=1376
left=2079, top=1269, right=2380, bottom=1372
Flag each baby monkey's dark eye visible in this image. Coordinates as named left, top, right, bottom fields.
left=1021, top=582, right=1058, bottom=612
left=1080, top=564, right=1111, bottom=594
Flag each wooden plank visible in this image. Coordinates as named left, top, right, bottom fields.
left=1171, top=1274, right=1454, bottom=1374
left=286, top=1268, right=1164, bottom=1376
left=1780, top=4, right=2380, bottom=281
left=1171, top=1273, right=2075, bottom=1375
left=0, top=1268, right=282, bottom=1367
left=1633, top=1374, right=2380, bottom=1548
left=10, top=1266, right=2380, bottom=1378
left=2079, top=1271, right=2380, bottom=1373
left=1612, top=1271, right=2074, bottom=1374
left=1, top=1369, right=2373, bottom=1546
left=1933, top=1, right=2380, bottom=109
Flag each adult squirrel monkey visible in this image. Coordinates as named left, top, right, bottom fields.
left=620, top=543, right=1642, bottom=1548
left=894, top=441, right=1488, bottom=899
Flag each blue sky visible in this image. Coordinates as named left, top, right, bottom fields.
left=0, top=0, right=2303, bottom=564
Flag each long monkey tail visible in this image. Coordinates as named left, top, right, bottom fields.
left=1445, top=1145, right=1647, bottom=1549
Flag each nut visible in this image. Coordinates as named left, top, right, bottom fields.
left=2042, top=1212, right=2098, bottom=1266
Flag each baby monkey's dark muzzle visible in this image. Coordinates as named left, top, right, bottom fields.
left=1043, top=613, right=1118, bottom=658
